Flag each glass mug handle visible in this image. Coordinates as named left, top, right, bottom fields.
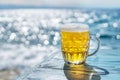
left=88, top=36, right=100, bottom=56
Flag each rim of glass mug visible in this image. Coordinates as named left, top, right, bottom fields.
left=61, top=23, right=89, bottom=32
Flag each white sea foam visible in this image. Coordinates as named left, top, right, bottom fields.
left=61, top=23, right=89, bottom=32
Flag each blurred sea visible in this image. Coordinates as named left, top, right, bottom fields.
left=0, top=9, right=120, bottom=79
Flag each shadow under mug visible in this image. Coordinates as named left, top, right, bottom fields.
left=63, top=63, right=101, bottom=80
left=61, top=23, right=100, bottom=65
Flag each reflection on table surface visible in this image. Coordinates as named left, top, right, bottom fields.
left=64, top=63, right=101, bottom=80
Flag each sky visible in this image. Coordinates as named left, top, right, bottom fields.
left=0, top=0, right=120, bottom=8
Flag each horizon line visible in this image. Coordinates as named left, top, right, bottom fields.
left=0, top=4, right=120, bottom=9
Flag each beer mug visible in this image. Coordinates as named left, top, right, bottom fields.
left=61, top=23, right=100, bottom=65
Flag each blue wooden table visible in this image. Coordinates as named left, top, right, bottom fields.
left=16, top=47, right=120, bottom=80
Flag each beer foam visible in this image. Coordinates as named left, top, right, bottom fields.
left=61, top=23, right=89, bottom=32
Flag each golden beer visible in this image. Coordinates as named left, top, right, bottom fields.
left=61, top=24, right=90, bottom=64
